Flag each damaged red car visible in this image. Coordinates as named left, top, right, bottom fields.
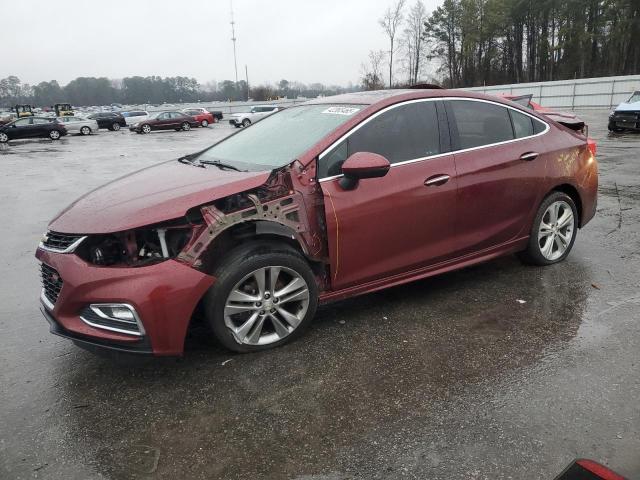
left=36, top=89, right=598, bottom=355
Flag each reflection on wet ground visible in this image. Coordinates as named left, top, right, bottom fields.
left=1, top=113, right=639, bottom=479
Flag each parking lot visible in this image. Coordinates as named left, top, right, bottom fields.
left=1, top=112, right=639, bottom=479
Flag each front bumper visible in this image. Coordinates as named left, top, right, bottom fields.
left=609, top=112, right=640, bottom=130
left=229, top=118, right=241, bottom=125
left=35, top=248, right=215, bottom=356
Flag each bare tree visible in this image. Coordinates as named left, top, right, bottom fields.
left=379, top=0, right=406, bottom=87
left=403, top=0, right=429, bottom=85
left=361, top=50, right=387, bottom=90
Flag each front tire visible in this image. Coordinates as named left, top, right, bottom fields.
left=141, top=124, right=151, bottom=134
left=111, top=122, right=121, bottom=131
left=518, top=191, right=578, bottom=266
left=203, top=242, right=318, bottom=353
left=181, top=122, right=191, bottom=131
left=242, top=119, right=251, bottom=128
left=49, top=130, right=61, bottom=140
left=200, top=119, right=209, bottom=127
left=80, top=126, right=91, bottom=135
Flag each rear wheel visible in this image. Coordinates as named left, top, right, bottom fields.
left=80, top=126, right=91, bottom=135
left=518, top=192, right=578, bottom=266
left=242, top=119, right=251, bottom=128
left=200, top=119, right=209, bottom=127
left=203, top=242, right=318, bottom=352
left=49, top=130, right=61, bottom=140
left=181, top=122, right=191, bottom=131
left=111, top=122, right=121, bottom=131
left=141, top=124, right=151, bottom=134
left=0, top=132, right=8, bottom=143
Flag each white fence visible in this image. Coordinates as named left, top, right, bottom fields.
left=462, top=74, right=640, bottom=110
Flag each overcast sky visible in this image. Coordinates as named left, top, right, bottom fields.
left=3, top=0, right=441, bottom=87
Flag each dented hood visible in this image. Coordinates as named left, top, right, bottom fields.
left=49, top=160, right=271, bottom=234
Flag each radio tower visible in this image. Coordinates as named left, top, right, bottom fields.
left=230, top=0, right=239, bottom=85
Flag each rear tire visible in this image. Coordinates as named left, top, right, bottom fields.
left=201, top=119, right=209, bottom=127
left=141, top=124, right=151, bottom=134
left=181, top=122, right=191, bottom=131
left=0, top=132, right=8, bottom=143
left=49, top=130, right=61, bottom=140
left=111, top=122, right=121, bottom=131
left=203, top=242, right=318, bottom=353
left=518, top=191, right=578, bottom=266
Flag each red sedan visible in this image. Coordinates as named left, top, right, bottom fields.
left=36, top=89, right=598, bottom=355
left=182, top=108, right=216, bottom=127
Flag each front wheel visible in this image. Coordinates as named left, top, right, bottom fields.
left=242, top=119, right=251, bottom=128
left=203, top=242, right=318, bottom=352
left=111, top=122, right=121, bottom=131
left=141, top=124, right=152, bottom=134
left=518, top=192, right=578, bottom=266
left=80, top=126, right=91, bottom=136
left=200, top=119, right=209, bottom=127
left=49, top=130, right=61, bottom=140
left=181, top=122, right=191, bottom=131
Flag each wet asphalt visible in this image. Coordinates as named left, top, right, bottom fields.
left=0, top=112, right=639, bottom=480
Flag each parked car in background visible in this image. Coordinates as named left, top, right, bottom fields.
left=122, top=110, right=149, bottom=126
left=608, top=90, right=640, bottom=132
left=87, top=112, right=127, bottom=131
left=228, top=105, right=281, bottom=127
left=0, top=116, right=67, bottom=143
left=57, top=116, right=100, bottom=136
left=129, top=111, right=199, bottom=134
left=36, top=89, right=598, bottom=356
left=205, top=108, right=224, bottom=121
left=182, top=108, right=215, bottom=127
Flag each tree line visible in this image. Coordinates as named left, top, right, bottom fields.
left=0, top=75, right=359, bottom=108
left=363, top=0, right=640, bottom=89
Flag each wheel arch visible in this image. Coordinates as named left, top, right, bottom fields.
left=550, top=183, right=583, bottom=227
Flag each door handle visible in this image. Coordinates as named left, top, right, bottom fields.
left=520, top=152, right=539, bottom=161
left=424, top=174, right=450, bottom=186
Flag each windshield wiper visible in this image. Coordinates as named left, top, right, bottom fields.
left=178, top=154, right=204, bottom=167
left=199, top=160, right=247, bottom=172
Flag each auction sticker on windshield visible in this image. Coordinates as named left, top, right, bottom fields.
left=321, top=107, right=361, bottom=115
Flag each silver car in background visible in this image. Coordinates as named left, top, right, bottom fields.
left=57, top=116, right=100, bottom=135
left=122, top=110, right=149, bottom=126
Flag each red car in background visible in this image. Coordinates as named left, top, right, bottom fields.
left=36, top=89, right=598, bottom=356
left=182, top=108, right=216, bottom=127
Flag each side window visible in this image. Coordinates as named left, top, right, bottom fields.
left=318, top=101, right=441, bottom=179
left=510, top=110, right=534, bottom=138
left=33, top=118, right=51, bottom=124
left=14, top=118, right=32, bottom=126
left=450, top=100, right=514, bottom=149
left=532, top=117, right=546, bottom=134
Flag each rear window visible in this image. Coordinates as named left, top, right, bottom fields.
left=450, top=100, right=514, bottom=149
left=510, top=110, right=534, bottom=138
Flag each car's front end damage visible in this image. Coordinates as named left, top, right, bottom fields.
left=35, top=162, right=325, bottom=356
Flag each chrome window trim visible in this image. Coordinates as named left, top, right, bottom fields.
left=40, top=289, right=55, bottom=311
left=317, top=96, right=550, bottom=183
left=80, top=303, right=146, bottom=337
left=39, top=234, right=87, bottom=254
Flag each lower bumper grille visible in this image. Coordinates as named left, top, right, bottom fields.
left=41, top=263, right=63, bottom=306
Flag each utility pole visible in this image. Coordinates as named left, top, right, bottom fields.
left=230, top=0, right=239, bottom=98
left=245, top=65, right=249, bottom=101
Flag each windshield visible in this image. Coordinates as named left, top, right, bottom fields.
left=627, top=92, right=640, bottom=103
left=195, top=104, right=365, bottom=170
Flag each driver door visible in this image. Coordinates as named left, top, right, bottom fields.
left=318, top=100, right=458, bottom=290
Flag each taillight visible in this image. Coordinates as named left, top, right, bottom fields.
left=587, top=137, right=597, bottom=157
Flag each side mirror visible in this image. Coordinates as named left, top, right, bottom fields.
left=339, top=152, right=391, bottom=190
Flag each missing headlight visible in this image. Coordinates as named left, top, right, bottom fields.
left=77, top=226, right=193, bottom=267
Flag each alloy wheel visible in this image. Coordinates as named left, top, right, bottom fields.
left=538, top=200, right=575, bottom=261
left=182, top=122, right=190, bottom=131
left=49, top=130, right=60, bottom=140
left=142, top=124, right=151, bottom=134
left=201, top=120, right=208, bottom=127
left=223, top=266, right=310, bottom=346
left=81, top=126, right=90, bottom=135
left=112, top=123, right=121, bottom=131
left=0, top=132, right=8, bottom=143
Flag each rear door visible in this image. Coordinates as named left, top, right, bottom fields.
left=445, top=98, right=549, bottom=255
left=319, top=99, right=458, bottom=290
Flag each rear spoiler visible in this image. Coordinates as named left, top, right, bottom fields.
left=542, top=112, right=587, bottom=134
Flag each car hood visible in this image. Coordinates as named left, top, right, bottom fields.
left=49, top=160, right=272, bottom=234
left=615, top=101, right=640, bottom=112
